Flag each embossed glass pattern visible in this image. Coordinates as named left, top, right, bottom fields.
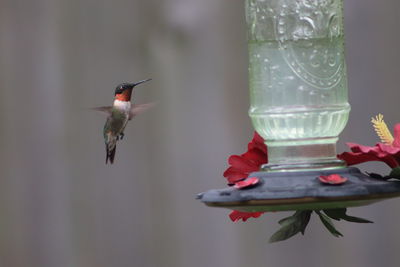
left=246, top=0, right=350, bottom=170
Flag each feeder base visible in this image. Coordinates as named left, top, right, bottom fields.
left=197, top=167, right=400, bottom=212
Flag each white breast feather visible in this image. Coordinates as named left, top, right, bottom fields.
left=113, top=99, right=131, bottom=112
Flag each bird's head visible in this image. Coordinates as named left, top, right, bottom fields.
left=114, top=79, right=152, bottom=101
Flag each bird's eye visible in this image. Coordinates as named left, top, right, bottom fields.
left=114, top=87, right=123, bottom=95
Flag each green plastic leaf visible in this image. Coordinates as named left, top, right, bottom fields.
left=298, top=211, right=312, bottom=235
left=390, top=167, right=400, bottom=179
left=323, top=209, right=373, bottom=224
left=278, top=216, right=298, bottom=227
left=323, top=209, right=344, bottom=221
left=269, top=222, right=301, bottom=243
left=341, top=214, right=373, bottom=223
left=269, top=211, right=312, bottom=243
left=316, top=211, right=343, bottom=238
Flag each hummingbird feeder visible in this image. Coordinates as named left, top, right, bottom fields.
left=197, top=0, right=400, bottom=241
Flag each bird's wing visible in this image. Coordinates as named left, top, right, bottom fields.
left=129, top=102, right=155, bottom=120
left=91, top=106, right=113, bottom=115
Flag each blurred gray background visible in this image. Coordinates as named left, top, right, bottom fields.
left=1, top=0, right=400, bottom=266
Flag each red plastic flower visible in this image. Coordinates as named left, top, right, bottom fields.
left=338, top=142, right=400, bottom=168
left=229, top=210, right=264, bottom=222
left=223, top=132, right=268, bottom=185
left=338, top=122, right=400, bottom=169
left=234, top=177, right=260, bottom=189
left=224, top=132, right=267, bottom=221
left=318, top=174, right=348, bottom=185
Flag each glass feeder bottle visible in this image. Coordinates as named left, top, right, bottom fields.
left=246, top=0, right=350, bottom=171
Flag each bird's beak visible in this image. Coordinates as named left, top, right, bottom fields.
left=132, top=78, right=152, bottom=88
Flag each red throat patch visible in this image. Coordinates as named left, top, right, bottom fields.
left=115, top=89, right=132, bottom=101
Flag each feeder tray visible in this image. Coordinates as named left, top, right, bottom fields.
left=198, top=167, right=400, bottom=212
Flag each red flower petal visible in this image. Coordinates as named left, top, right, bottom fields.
left=229, top=210, right=265, bottom=222
left=338, top=142, right=400, bottom=168
left=393, top=123, right=400, bottom=147
left=346, top=142, right=370, bottom=153
left=223, top=167, right=248, bottom=184
left=243, top=148, right=268, bottom=165
left=319, top=174, right=348, bottom=185
left=223, top=132, right=268, bottom=185
left=234, top=177, right=260, bottom=189
left=248, top=132, right=268, bottom=154
left=378, top=143, right=400, bottom=154
left=228, top=155, right=259, bottom=173
left=338, top=151, right=381, bottom=166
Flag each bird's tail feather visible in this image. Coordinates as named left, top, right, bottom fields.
left=105, top=134, right=117, bottom=164
left=106, top=145, right=116, bottom=164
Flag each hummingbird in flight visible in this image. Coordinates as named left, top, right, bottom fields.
left=92, top=79, right=153, bottom=164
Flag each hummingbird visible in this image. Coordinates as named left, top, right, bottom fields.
left=92, top=79, right=153, bottom=164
